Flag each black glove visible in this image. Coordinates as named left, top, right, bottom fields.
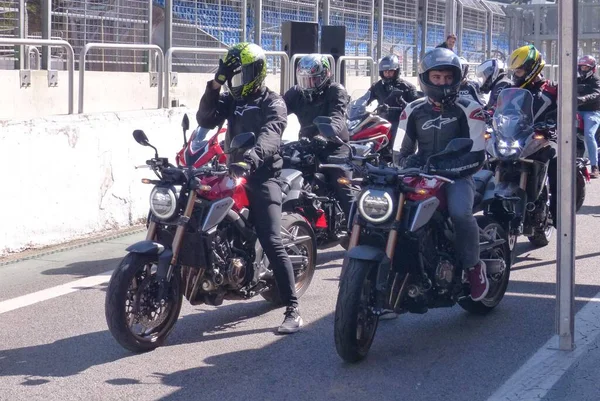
left=312, top=135, right=328, bottom=149
left=214, top=57, right=240, bottom=85
left=229, top=162, right=251, bottom=178
left=243, top=148, right=260, bottom=170
left=404, top=154, right=424, bottom=169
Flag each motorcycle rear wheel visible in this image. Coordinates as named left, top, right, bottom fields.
left=334, top=258, right=379, bottom=363
left=105, top=253, right=183, bottom=353
left=260, top=213, right=317, bottom=305
left=459, top=216, right=511, bottom=315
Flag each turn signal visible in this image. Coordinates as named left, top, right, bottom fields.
left=197, top=185, right=212, bottom=192
left=337, top=177, right=351, bottom=185
left=415, top=189, right=428, bottom=195
left=534, top=134, right=545, bottom=140
left=141, top=178, right=152, bottom=184
left=484, top=132, right=491, bottom=139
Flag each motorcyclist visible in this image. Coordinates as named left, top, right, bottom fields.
left=458, top=57, right=485, bottom=106
left=507, top=44, right=558, bottom=223
left=283, top=53, right=353, bottom=219
left=392, top=48, right=489, bottom=306
left=475, top=58, right=512, bottom=111
left=366, top=54, right=420, bottom=139
left=196, top=42, right=302, bottom=334
left=576, top=54, right=600, bottom=178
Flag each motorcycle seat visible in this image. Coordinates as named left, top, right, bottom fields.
left=473, top=169, right=494, bottom=207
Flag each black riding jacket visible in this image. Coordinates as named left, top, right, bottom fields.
left=392, top=97, right=487, bottom=176
left=196, top=82, right=287, bottom=178
left=284, top=82, right=350, bottom=142
left=367, top=78, right=420, bottom=107
left=577, top=73, right=600, bottom=112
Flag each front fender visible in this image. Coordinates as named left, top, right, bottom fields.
left=126, top=240, right=165, bottom=255
left=347, top=245, right=386, bottom=262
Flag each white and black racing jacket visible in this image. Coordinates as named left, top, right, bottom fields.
left=392, top=97, right=487, bottom=177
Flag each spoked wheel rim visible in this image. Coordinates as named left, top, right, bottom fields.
left=481, top=225, right=509, bottom=307
left=125, top=263, right=180, bottom=342
left=285, top=224, right=314, bottom=294
left=356, top=273, right=378, bottom=353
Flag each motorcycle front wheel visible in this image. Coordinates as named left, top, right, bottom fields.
left=334, top=258, right=379, bottom=363
left=576, top=169, right=586, bottom=212
left=105, top=253, right=183, bottom=353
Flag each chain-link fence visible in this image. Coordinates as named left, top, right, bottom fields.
left=0, top=0, right=526, bottom=74
left=382, top=0, right=418, bottom=76
left=459, top=0, right=487, bottom=63
left=0, top=0, right=20, bottom=69
left=330, top=0, right=374, bottom=77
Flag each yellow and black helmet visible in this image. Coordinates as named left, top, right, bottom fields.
left=222, top=42, right=267, bottom=100
left=508, top=44, right=545, bottom=88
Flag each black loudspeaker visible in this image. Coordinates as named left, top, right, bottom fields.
left=321, top=25, right=346, bottom=85
left=281, top=21, right=319, bottom=85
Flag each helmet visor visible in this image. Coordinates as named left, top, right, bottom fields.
left=297, top=74, right=327, bottom=90
left=229, top=62, right=261, bottom=88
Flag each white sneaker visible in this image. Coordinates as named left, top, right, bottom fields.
left=278, top=307, right=304, bottom=334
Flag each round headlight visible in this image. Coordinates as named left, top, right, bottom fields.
left=358, top=189, right=394, bottom=223
left=149, top=186, right=177, bottom=220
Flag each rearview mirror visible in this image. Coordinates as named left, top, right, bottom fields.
left=228, top=132, right=256, bottom=153
left=133, top=129, right=150, bottom=146
left=182, top=114, right=190, bottom=131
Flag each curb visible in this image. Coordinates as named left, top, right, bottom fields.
left=0, top=227, right=146, bottom=267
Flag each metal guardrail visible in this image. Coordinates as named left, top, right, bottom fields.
left=164, top=47, right=228, bottom=108
left=79, top=43, right=163, bottom=114
left=289, top=53, right=336, bottom=89
left=163, top=47, right=291, bottom=108
left=335, top=56, right=378, bottom=85
left=0, top=38, right=75, bottom=114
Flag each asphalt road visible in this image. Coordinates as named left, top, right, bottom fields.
left=2, top=183, right=600, bottom=401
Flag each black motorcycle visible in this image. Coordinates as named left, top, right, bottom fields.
left=332, top=136, right=510, bottom=363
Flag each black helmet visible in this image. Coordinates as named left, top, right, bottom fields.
left=379, top=54, right=400, bottom=83
left=418, top=48, right=462, bottom=104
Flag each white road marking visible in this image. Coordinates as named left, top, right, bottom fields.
left=505, top=291, right=600, bottom=303
left=0, top=270, right=113, bottom=315
left=487, top=289, right=600, bottom=401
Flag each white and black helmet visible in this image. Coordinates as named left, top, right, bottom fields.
left=379, top=54, right=400, bottom=83
left=475, top=59, right=505, bottom=93
left=418, top=48, right=462, bottom=104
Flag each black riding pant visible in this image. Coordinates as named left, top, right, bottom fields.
left=247, top=176, right=298, bottom=308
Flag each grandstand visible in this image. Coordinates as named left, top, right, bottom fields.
left=1, top=0, right=511, bottom=75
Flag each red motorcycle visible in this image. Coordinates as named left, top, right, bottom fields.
left=105, top=115, right=316, bottom=353
left=346, top=91, right=396, bottom=163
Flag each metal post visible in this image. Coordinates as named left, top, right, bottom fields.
left=323, top=0, right=330, bottom=26
left=254, top=0, right=262, bottom=45
left=420, top=0, right=428, bottom=61
left=147, top=0, right=153, bottom=72
left=42, top=0, right=52, bottom=70
left=369, top=0, right=375, bottom=60
left=533, top=4, right=541, bottom=51
left=18, top=0, right=25, bottom=70
left=377, top=0, right=384, bottom=60
left=413, top=0, right=419, bottom=75
left=456, top=2, right=463, bottom=56
left=556, top=0, right=577, bottom=352
left=242, top=0, right=247, bottom=41
left=445, top=0, right=457, bottom=38
left=165, top=0, right=173, bottom=55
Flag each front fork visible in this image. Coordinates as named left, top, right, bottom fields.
left=345, top=193, right=410, bottom=311
left=152, top=190, right=198, bottom=301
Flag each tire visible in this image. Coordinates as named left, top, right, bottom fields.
left=334, top=258, right=379, bottom=363
left=459, top=216, right=511, bottom=315
left=105, top=253, right=183, bottom=353
left=528, top=225, right=553, bottom=247
left=576, top=170, right=586, bottom=212
left=261, top=213, right=317, bottom=304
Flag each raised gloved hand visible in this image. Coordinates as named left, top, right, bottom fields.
left=229, top=162, right=251, bottom=179
left=214, top=57, right=240, bottom=85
